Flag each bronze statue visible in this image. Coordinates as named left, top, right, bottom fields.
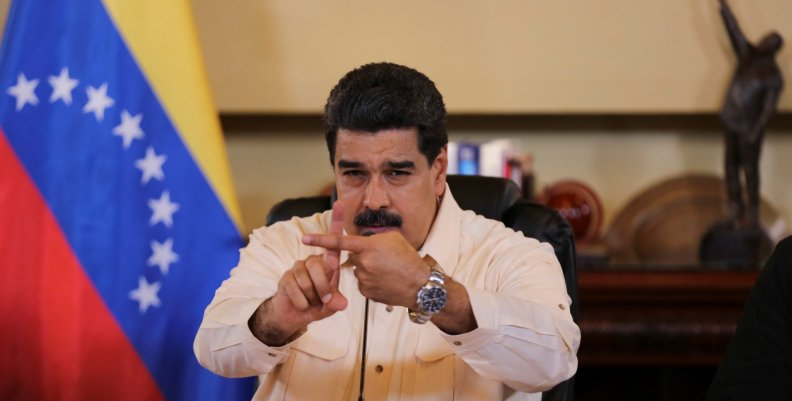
left=701, top=0, right=783, bottom=265
left=718, top=0, right=783, bottom=228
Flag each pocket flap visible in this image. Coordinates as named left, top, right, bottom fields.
left=414, top=324, right=454, bottom=362
left=291, top=313, right=351, bottom=361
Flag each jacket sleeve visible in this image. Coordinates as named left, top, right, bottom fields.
left=706, top=236, right=792, bottom=400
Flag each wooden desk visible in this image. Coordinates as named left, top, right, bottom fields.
left=577, top=269, right=759, bottom=366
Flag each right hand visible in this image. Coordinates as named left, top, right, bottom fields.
left=263, top=202, right=349, bottom=337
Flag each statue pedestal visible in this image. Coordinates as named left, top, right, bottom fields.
left=700, top=221, right=772, bottom=267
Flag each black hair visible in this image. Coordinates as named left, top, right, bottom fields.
left=323, top=62, right=447, bottom=165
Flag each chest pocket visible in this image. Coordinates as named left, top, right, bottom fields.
left=412, top=324, right=455, bottom=401
left=281, top=314, right=353, bottom=401
left=291, top=313, right=351, bottom=360
left=415, top=323, right=454, bottom=362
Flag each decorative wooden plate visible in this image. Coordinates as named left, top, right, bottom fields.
left=605, top=173, right=780, bottom=265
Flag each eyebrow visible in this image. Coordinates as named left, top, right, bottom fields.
left=387, top=160, right=415, bottom=169
left=337, top=160, right=416, bottom=169
left=337, top=160, right=363, bottom=168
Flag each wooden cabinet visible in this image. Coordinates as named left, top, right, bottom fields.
left=574, top=269, right=760, bottom=400
left=577, top=269, right=759, bottom=366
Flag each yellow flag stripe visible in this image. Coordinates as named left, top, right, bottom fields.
left=101, top=0, right=243, bottom=232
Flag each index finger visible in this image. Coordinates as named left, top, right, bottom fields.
left=323, top=201, right=344, bottom=270
left=303, top=232, right=366, bottom=253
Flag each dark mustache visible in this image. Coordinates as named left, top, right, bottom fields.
left=354, top=209, right=402, bottom=228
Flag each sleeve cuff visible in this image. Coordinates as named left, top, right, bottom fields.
left=237, top=299, right=291, bottom=372
left=439, top=286, right=500, bottom=352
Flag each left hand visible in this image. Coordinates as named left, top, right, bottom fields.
left=302, top=230, right=429, bottom=308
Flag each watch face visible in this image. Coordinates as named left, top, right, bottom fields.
left=420, top=286, right=447, bottom=314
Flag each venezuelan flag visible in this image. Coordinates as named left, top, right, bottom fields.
left=0, top=0, right=254, bottom=400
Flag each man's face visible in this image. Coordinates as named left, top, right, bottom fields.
left=333, top=128, right=447, bottom=250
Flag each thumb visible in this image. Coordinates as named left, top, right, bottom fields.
left=324, top=291, right=348, bottom=313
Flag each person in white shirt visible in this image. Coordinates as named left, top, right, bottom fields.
left=194, top=62, right=580, bottom=401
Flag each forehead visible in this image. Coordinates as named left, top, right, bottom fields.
left=335, top=128, right=421, bottom=163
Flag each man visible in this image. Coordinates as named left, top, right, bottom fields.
left=718, top=0, right=783, bottom=228
left=194, top=62, right=580, bottom=400
left=706, top=235, right=792, bottom=400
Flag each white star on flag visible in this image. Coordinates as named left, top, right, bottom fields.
left=7, top=72, right=39, bottom=111
left=48, top=67, right=79, bottom=105
left=148, top=190, right=180, bottom=227
left=148, top=238, right=179, bottom=275
left=135, top=146, right=166, bottom=184
left=83, top=83, right=114, bottom=121
left=113, top=110, right=145, bottom=149
left=129, top=276, right=162, bottom=313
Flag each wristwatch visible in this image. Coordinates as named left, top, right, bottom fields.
left=408, top=255, right=447, bottom=324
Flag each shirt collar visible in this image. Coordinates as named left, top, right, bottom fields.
left=419, top=183, right=461, bottom=277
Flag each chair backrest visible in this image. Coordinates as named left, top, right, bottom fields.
left=266, top=174, right=578, bottom=401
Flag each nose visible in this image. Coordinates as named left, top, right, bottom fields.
left=363, top=176, right=390, bottom=210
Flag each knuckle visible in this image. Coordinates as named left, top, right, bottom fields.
left=291, top=268, right=305, bottom=285
left=306, top=257, right=324, bottom=272
left=358, top=255, right=373, bottom=268
left=304, top=255, right=319, bottom=268
left=282, top=282, right=305, bottom=309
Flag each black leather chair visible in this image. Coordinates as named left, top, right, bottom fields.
left=267, top=174, right=578, bottom=401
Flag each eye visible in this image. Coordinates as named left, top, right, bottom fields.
left=387, top=170, right=410, bottom=176
left=343, top=170, right=365, bottom=176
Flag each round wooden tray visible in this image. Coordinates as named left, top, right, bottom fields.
left=605, top=173, right=780, bottom=265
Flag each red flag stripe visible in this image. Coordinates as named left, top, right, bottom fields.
left=0, top=129, right=165, bottom=401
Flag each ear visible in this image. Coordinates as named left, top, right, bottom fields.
left=432, top=146, right=448, bottom=197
